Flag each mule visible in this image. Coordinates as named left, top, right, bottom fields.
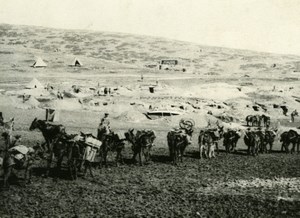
left=263, top=129, right=277, bottom=152
left=222, top=130, right=241, bottom=153
left=198, top=130, right=216, bottom=159
left=167, top=130, right=190, bottom=165
left=260, top=115, right=271, bottom=127
left=96, top=131, right=125, bottom=167
left=246, top=115, right=261, bottom=127
left=280, top=130, right=299, bottom=153
left=29, top=118, right=66, bottom=176
left=125, top=129, right=156, bottom=166
left=244, top=130, right=260, bottom=156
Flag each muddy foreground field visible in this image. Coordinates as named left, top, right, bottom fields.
left=0, top=146, right=300, bottom=217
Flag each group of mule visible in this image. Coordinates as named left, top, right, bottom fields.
left=0, top=115, right=299, bottom=188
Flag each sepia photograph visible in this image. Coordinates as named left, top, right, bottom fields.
left=0, top=0, right=299, bottom=217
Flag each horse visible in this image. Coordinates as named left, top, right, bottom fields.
left=125, top=129, right=156, bottom=166
left=98, top=131, right=125, bottom=168
left=198, top=130, right=216, bottom=159
left=29, top=118, right=66, bottom=176
left=280, top=130, right=299, bottom=154
left=222, top=129, right=241, bottom=153
left=167, top=130, right=190, bottom=165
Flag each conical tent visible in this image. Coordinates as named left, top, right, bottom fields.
left=32, top=57, right=47, bottom=68
left=26, top=78, right=44, bottom=89
left=69, top=58, right=83, bottom=67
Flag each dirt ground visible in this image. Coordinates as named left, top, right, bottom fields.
left=0, top=24, right=300, bottom=217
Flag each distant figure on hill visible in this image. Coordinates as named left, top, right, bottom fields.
left=291, top=110, right=298, bottom=123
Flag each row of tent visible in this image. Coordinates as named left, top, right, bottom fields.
left=32, top=57, right=83, bottom=68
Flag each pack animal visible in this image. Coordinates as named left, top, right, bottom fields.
left=29, top=118, right=66, bottom=176
left=167, top=130, right=190, bottom=165
left=198, top=130, right=216, bottom=159
left=125, top=129, right=156, bottom=165
left=222, top=129, right=241, bottom=153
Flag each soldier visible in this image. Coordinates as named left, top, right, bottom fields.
left=97, top=113, right=110, bottom=140
left=291, top=110, right=298, bottom=123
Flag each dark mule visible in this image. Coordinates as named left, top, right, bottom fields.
left=222, top=129, right=241, bottom=153
left=98, top=132, right=125, bottom=168
left=280, top=130, right=299, bottom=153
left=52, top=133, right=83, bottom=180
left=198, top=130, right=215, bottom=159
left=263, top=129, right=277, bottom=152
left=29, top=118, right=66, bottom=176
left=260, top=115, right=271, bottom=127
left=244, top=130, right=260, bottom=156
left=125, top=129, right=156, bottom=166
left=167, top=130, right=190, bottom=165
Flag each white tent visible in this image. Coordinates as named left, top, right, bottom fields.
left=26, top=78, right=44, bottom=89
left=32, top=57, right=47, bottom=68
left=69, top=58, right=83, bottom=67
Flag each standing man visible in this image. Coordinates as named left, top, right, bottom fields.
left=291, top=110, right=298, bottom=123
left=97, top=113, right=110, bottom=140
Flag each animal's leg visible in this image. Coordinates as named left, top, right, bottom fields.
left=268, top=143, right=272, bottom=153
left=215, top=142, right=219, bottom=154
left=285, top=142, right=290, bottom=153
left=115, top=152, right=119, bottom=167
left=88, top=162, right=94, bottom=178
left=132, top=149, right=137, bottom=163
left=291, top=143, right=296, bottom=154
left=212, top=148, right=216, bottom=158
left=3, top=167, right=12, bottom=188
left=104, top=151, right=108, bottom=168
left=199, top=144, right=202, bottom=159
left=46, top=152, right=54, bottom=177
left=138, top=152, right=142, bottom=166
left=208, top=145, right=212, bottom=159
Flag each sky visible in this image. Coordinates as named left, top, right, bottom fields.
left=0, top=0, right=300, bottom=55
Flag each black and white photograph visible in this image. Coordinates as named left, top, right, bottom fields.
left=0, top=0, right=299, bottom=217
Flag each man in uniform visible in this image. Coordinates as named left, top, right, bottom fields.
left=97, top=113, right=110, bottom=140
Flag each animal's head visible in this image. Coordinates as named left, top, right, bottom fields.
left=1, top=131, right=9, bottom=139
left=125, top=128, right=135, bottom=142
left=29, top=118, right=38, bottom=131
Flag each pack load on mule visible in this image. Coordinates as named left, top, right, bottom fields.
left=125, top=128, right=156, bottom=165
left=7, top=145, right=35, bottom=167
left=198, top=120, right=224, bottom=159
left=77, top=133, right=102, bottom=162
left=203, top=120, right=223, bottom=141
left=1, top=143, right=40, bottom=188
left=167, top=118, right=195, bottom=164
